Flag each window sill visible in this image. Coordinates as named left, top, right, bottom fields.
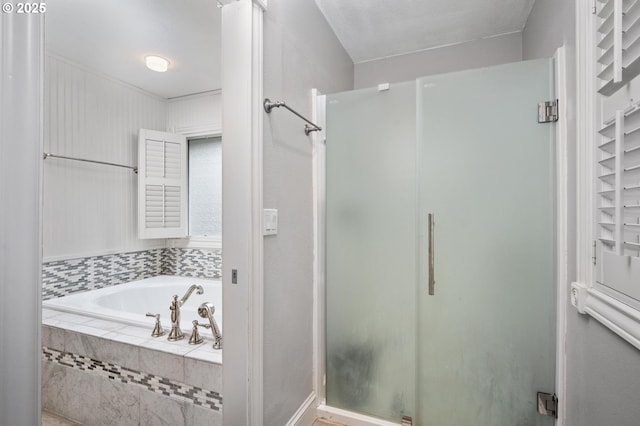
left=168, top=236, right=222, bottom=250
left=572, top=282, right=640, bottom=350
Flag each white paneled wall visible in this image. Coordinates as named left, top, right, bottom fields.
left=167, top=91, right=222, bottom=135
left=43, top=55, right=168, bottom=259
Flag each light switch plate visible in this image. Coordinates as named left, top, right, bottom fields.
left=263, top=209, right=278, bottom=236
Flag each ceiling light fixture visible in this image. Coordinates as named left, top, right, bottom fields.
left=145, top=55, right=169, bottom=73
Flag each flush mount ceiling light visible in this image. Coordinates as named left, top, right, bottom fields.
left=145, top=55, right=169, bottom=72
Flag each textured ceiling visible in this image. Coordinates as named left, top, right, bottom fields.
left=314, top=0, right=536, bottom=63
left=45, top=0, right=221, bottom=99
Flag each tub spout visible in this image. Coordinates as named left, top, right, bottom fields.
left=198, top=302, right=222, bottom=349
left=168, top=295, right=184, bottom=341
left=179, top=284, right=204, bottom=306
left=168, top=285, right=204, bottom=342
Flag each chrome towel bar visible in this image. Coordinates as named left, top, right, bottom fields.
left=263, top=98, right=322, bottom=135
left=43, top=152, right=138, bottom=173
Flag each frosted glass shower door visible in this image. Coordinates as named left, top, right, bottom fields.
left=416, top=59, right=556, bottom=425
left=325, top=82, right=417, bottom=422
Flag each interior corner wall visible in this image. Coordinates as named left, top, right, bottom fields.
left=262, top=0, right=353, bottom=424
left=524, top=1, right=640, bottom=425
left=353, top=32, right=523, bottom=89
left=522, top=0, right=574, bottom=61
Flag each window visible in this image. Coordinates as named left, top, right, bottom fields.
left=188, top=137, right=222, bottom=237
left=595, top=0, right=640, bottom=302
left=138, top=129, right=222, bottom=240
left=572, top=0, right=640, bottom=351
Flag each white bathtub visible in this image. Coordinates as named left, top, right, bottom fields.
left=42, top=275, right=222, bottom=333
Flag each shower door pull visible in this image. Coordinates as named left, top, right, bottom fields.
left=428, top=213, right=435, bottom=295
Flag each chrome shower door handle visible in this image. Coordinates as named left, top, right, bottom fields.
left=428, top=213, right=435, bottom=295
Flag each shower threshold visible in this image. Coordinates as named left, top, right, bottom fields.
left=316, top=404, right=404, bottom=426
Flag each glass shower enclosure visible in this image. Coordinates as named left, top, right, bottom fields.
left=325, top=59, right=556, bottom=425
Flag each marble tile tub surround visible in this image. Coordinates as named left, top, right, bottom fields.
left=42, top=353, right=221, bottom=426
left=42, top=248, right=222, bottom=300
left=43, top=348, right=222, bottom=411
left=42, top=410, right=83, bottom=426
left=42, top=308, right=222, bottom=426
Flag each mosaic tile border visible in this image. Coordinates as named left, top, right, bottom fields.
left=42, top=249, right=164, bottom=300
left=42, top=248, right=223, bottom=300
left=162, top=248, right=222, bottom=279
left=42, top=347, right=222, bottom=412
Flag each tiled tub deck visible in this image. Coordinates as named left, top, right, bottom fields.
left=42, top=308, right=222, bottom=426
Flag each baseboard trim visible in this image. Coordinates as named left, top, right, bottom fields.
left=286, top=392, right=317, bottom=426
left=316, top=404, right=401, bottom=426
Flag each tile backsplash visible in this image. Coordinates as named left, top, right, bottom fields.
left=42, top=248, right=222, bottom=300
left=162, top=248, right=222, bottom=279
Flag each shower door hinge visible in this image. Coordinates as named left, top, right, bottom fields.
left=400, top=416, right=413, bottom=426
left=537, top=392, right=558, bottom=418
left=538, top=100, right=559, bottom=123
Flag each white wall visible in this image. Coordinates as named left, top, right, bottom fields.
left=524, top=1, right=640, bottom=425
left=43, top=55, right=223, bottom=260
left=43, top=55, right=167, bottom=259
left=354, top=32, right=523, bottom=89
left=262, top=0, right=353, bottom=423
left=167, top=91, right=222, bottom=135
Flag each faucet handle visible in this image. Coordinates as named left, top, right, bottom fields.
left=189, top=320, right=205, bottom=345
left=145, top=312, right=165, bottom=337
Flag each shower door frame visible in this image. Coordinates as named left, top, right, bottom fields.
left=311, top=47, right=570, bottom=426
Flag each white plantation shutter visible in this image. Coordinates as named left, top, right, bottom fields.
left=597, top=109, right=640, bottom=299
left=138, top=129, right=187, bottom=239
left=597, top=0, right=640, bottom=95
left=596, top=0, right=640, bottom=301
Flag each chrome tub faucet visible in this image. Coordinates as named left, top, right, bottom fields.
left=168, top=284, right=205, bottom=341
left=179, top=284, right=204, bottom=306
